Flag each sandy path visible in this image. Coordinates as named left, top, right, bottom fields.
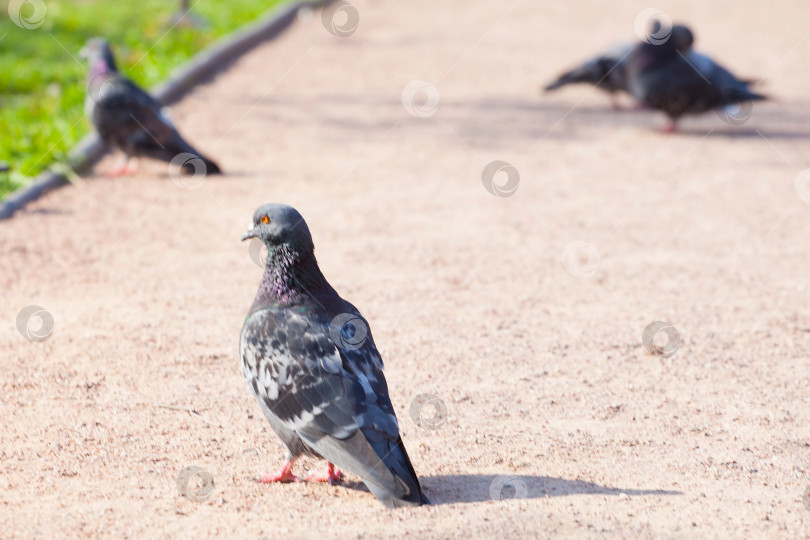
left=2, top=0, right=810, bottom=537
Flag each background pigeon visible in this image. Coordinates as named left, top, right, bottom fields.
left=79, top=38, right=221, bottom=176
left=625, top=23, right=766, bottom=131
left=543, top=43, right=634, bottom=108
left=240, top=204, right=427, bottom=509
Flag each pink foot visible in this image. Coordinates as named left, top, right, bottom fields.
left=123, top=160, right=140, bottom=175
left=661, top=120, right=678, bottom=133
left=304, top=463, right=343, bottom=484
left=106, top=165, right=129, bottom=178
left=256, top=460, right=299, bottom=483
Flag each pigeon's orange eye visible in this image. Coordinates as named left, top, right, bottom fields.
left=261, top=216, right=270, bottom=224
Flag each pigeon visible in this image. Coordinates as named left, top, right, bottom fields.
left=543, top=43, right=635, bottom=108
left=240, top=204, right=427, bottom=508
left=79, top=38, right=221, bottom=176
left=625, top=23, right=766, bottom=131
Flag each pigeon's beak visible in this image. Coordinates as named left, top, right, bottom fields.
left=241, top=225, right=257, bottom=242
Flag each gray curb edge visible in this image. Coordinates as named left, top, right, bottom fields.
left=0, top=0, right=324, bottom=220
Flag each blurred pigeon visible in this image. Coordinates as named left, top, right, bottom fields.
left=543, top=44, right=635, bottom=108
left=79, top=38, right=221, bottom=176
left=240, top=204, right=427, bottom=508
left=625, top=24, right=766, bottom=131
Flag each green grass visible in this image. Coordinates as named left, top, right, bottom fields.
left=0, top=0, right=286, bottom=199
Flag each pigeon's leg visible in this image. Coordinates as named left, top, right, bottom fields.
left=661, top=119, right=678, bottom=133
left=609, top=94, right=624, bottom=111
left=304, top=462, right=343, bottom=484
left=256, top=457, right=299, bottom=483
left=122, top=157, right=140, bottom=175
left=107, top=154, right=131, bottom=177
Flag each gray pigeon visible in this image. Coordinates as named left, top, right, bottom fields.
left=625, top=23, right=766, bottom=131
left=240, top=204, right=427, bottom=508
left=543, top=43, right=635, bottom=108
left=79, top=38, right=221, bottom=176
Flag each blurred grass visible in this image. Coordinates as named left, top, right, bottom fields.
left=0, top=0, right=286, bottom=199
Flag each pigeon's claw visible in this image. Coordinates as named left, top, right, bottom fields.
left=304, top=463, right=343, bottom=484
left=256, top=459, right=299, bottom=483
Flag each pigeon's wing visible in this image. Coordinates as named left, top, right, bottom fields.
left=632, top=52, right=765, bottom=119
left=91, top=75, right=221, bottom=172
left=241, top=306, right=425, bottom=508
left=686, top=51, right=763, bottom=95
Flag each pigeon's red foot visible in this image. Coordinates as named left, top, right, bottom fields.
left=256, top=459, right=299, bottom=483
left=106, top=157, right=139, bottom=177
left=304, top=462, right=343, bottom=484
left=661, top=120, right=678, bottom=133
left=123, top=159, right=140, bottom=175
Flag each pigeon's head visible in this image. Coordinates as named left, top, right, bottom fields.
left=79, top=37, right=117, bottom=72
left=670, top=25, right=694, bottom=51
left=241, top=204, right=314, bottom=254
left=644, top=20, right=693, bottom=52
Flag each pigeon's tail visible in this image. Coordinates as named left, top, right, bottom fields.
left=369, top=436, right=428, bottom=508
left=544, top=63, right=605, bottom=92
left=719, top=86, right=768, bottom=107
left=305, top=430, right=427, bottom=508
left=182, top=154, right=222, bottom=175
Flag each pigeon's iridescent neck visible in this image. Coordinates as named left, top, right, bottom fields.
left=89, top=57, right=112, bottom=79
left=256, top=243, right=329, bottom=306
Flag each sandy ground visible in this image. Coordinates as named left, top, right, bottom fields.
left=2, top=0, right=810, bottom=537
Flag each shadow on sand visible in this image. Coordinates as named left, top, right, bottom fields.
left=419, top=474, right=682, bottom=506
